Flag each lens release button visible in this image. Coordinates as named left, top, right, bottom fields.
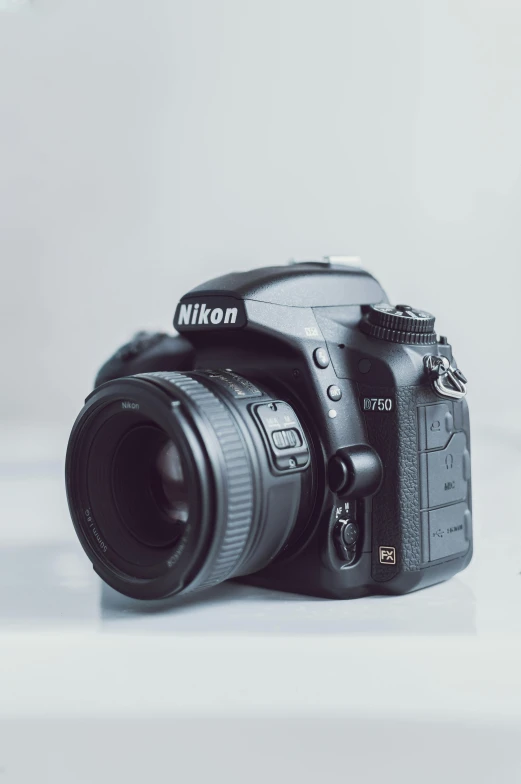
left=328, top=446, right=383, bottom=499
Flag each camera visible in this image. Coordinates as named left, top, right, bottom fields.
left=65, top=258, right=472, bottom=600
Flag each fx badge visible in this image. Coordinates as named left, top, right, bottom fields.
left=379, top=546, right=396, bottom=565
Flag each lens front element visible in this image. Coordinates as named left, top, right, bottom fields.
left=111, top=423, right=189, bottom=549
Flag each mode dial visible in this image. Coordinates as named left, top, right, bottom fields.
left=360, top=304, right=437, bottom=345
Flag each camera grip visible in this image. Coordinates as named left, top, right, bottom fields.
left=359, top=383, right=471, bottom=583
left=95, top=332, right=195, bottom=388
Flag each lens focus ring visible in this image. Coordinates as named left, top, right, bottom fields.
left=148, top=372, right=254, bottom=591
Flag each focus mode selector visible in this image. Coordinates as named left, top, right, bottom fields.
left=254, top=402, right=310, bottom=472
left=341, top=522, right=359, bottom=546
left=360, top=304, right=437, bottom=345
left=333, top=523, right=358, bottom=563
left=272, top=428, right=302, bottom=450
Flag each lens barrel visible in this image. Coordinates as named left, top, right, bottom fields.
left=66, top=371, right=313, bottom=600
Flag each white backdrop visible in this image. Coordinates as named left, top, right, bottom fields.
left=1, top=0, right=520, bottom=434
left=2, top=6, right=521, bottom=778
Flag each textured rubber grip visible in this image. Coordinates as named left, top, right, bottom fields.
left=360, top=382, right=471, bottom=582
left=362, top=385, right=423, bottom=581
left=148, top=372, right=254, bottom=591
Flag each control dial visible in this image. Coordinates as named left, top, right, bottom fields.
left=360, top=304, right=437, bottom=345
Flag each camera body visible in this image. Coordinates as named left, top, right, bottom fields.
left=93, top=259, right=472, bottom=599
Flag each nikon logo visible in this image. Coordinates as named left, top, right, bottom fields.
left=174, top=297, right=246, bottom=331
left=178, top=302, right=238, bottom=326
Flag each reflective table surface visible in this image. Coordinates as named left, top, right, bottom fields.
left=0, top=421, right=520, bottom=783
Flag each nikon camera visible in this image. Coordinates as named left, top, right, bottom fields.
left=65, top=259, right=472, bottom=600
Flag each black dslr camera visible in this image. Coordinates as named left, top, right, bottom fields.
left=66, top=259, right=472, bottom=600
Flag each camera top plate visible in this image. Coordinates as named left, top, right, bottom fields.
left=180, top=260, right=386, bottom=309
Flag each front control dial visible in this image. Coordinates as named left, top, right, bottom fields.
left=360, top=303, right=437, bottom=344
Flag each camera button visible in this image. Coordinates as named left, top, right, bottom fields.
left=333, top=520, right=359, bottom=562
left=342, top=522, right=359, bottom=547
left=328, top=446, right=383, bottom=499
left=313, top=347, right=330, bottom=369
left=327, top=385, right=342, bottom=402
left=328, top=455, right=350, bottom=494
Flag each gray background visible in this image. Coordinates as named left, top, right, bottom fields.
left=1, top=0, right=520, bottom=437
left=1, top=7, right=521, bottom=781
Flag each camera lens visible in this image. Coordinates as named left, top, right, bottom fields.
left=66, top=371, right=315, bottom=600
left=111, top=424, right=189, bottom=548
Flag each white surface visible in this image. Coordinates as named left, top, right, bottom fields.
left=0, top=423, right=519, bottom=782
left=1, top=4, right=520, bottom=779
